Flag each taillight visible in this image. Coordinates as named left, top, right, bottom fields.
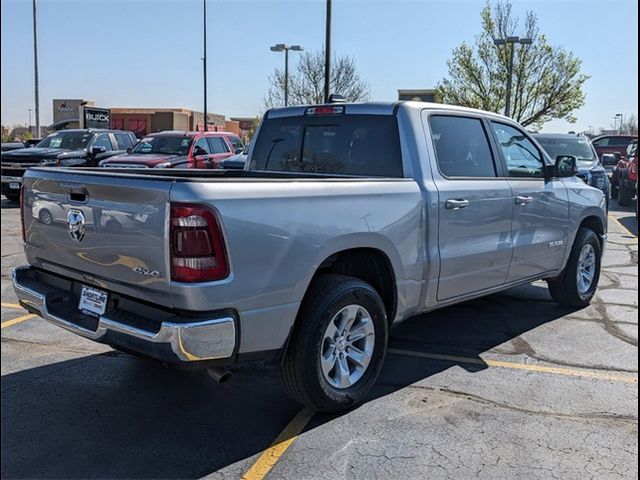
left=170, top=203, right=229, bottom=282
left=20, top=185, right=25, bottom=242
left=305, top=105, right=344, bottom=115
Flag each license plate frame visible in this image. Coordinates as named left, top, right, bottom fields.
left=9, top=182, right=20, bottom=189
left=78, top=285, right=108, bottom=317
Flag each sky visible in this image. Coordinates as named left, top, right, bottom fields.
left=1, top=0, right=637, bottom=133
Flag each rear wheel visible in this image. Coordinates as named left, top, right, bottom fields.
left=548, top=228, right=601, bottom=307
left=280, top=274, right=388, bottom=413
left=618, top=183, right=633, bottom=206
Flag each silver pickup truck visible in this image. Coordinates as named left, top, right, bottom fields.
left=13, top=102, right=607, bottom=412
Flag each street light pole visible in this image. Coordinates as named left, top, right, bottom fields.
left=494, top=36, right=532, bottom=118
left=324, top=0, right=332, bottom=103
left=203, top=0, right=208, bottom=132
left=32, top=0, right=40, bottom=138
left=270, top=44, right=303, bottom=107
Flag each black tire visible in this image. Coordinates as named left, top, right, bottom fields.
left=618, top=183, right=633, bottom=206
left=4, top=192, right=20, bottom=202
left=548, top=228, right=601, bottom=307
left=280, top=274, right=388, bottom=413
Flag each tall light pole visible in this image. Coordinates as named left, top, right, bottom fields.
left=323, top=0, right=332, bottom=103
left=32, top=0, right=40, bottom=138
left=270, top=44, right=303, bottom=107
left=493, top=36, right=532, bottom=118
left=202, top=0, right=208, bottom=132
left=615, top=113, right=623, bottom=133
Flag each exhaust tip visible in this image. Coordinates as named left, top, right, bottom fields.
left=207, top=367, right=232, bottom=384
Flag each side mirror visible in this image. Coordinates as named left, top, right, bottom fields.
left=126, top=147, right=132, bottom=154
left=601, top=153, right=617, bottom=165
left=554, top=155, right=578, bottom=178
left=235, top=147, right=244, bottom=154
left=90, top=146, right=107, bottom=156
left=613, top=152, right=622, bottom=161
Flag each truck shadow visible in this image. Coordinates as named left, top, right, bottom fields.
left=1, top=283, right=574, bottom=479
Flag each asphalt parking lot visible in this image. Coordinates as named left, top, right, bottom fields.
left=1, top=196, right=637, bottom=480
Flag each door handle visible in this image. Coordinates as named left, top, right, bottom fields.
left=515, top=195, right=534, bottom=205
left=445, top=199, right=470, bottom=210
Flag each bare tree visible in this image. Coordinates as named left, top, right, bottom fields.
left=619, top=114, right=638, bottom=135
left=437, top=1, right=589, bottom=129
left=265, top=50, right=370, bottom=109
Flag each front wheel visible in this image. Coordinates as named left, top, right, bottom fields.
left=280, top=274, right=388, bottom=413
left=548, top=228, right=602, bottom=307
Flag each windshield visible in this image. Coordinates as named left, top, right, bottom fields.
left=131, top=136, right=192, bottom=155
left=536, top=136, right=596, bottom=163
left=37, top=131, right=93, bottom=150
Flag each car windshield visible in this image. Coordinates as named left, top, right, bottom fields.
left=536, top=136, right=596, bottom=163
left=37, top=131, right=93, bottom=150
left=131, top=136, right=192, bottom=155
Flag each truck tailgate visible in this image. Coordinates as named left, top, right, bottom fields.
left=22, top=169, right=173, bottom=308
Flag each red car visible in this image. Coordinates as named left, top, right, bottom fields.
left=99, top=131, right=244, bottom=169
left=591, top=134, right=637, bottom=165
left=617, top=142, right=637, bottom=208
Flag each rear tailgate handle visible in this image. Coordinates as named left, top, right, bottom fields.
left=445, top=199, right=470, bottom=210
left=515, top=195, right=534, bottom=205
left=59, top=182, right=89, bottom=203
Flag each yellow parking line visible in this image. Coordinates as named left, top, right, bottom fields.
left=388, top=349, right=638, bottom=385
left=1, top=303, right=23, bottom=309
left=608, top=214, right=638, bottom=240
left=1, top=313, right=36, bottom=329
left=242, top=407, right=315, bottom=480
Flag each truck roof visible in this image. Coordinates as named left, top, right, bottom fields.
left=266, top=101, right=514, bottom=123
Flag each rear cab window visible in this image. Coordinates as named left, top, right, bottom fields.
left=251, top=113, right=403, bottom=177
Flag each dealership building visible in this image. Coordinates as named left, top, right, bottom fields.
left=51, top=99, right=241, bottom=137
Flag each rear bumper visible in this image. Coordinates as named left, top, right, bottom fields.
left=12, top=266, right=237, bottom=365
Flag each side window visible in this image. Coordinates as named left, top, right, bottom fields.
left=611, top=136, right=634, bottom=146
left=429, top=115, right=496, bottom=177
left=114, top=133, right=133, bottom=150
left=93, top=133, right=113, bottom=151
left=490, top=122, right=544, bottom=178
left=193, top=137, right=211, bottom=155
left=592, top=137, right=608, bottom=147
left=227, top=136, right=244, bottom=151
left=207, top=136, right=230, bottom=154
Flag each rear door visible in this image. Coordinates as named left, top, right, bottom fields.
left=206, top=136, right=233, bottom=167
left=488, top=121, right=569, bottom=280
left=424, top=112, right=514, bottom=301
left=23, top=169, right=173, bottom=307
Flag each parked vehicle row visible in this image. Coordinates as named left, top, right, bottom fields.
left=1, top=129, right=136, bottom=202
left=1, top=129, right=245, bottom=201
left=99, top=131, right=243, bottom=169
left=14, top=101, right=607, bottom=412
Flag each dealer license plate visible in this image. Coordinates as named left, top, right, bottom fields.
left=79, top=286, right=108, bottom=317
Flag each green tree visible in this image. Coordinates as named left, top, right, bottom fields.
left=265, top=50, right=370, bottom=109
left=437, top=1, right=589, bottom=129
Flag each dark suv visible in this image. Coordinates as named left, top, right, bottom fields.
left=1, top=129, right=136, bottom=202
left=534, top=133, right=610, bottom=208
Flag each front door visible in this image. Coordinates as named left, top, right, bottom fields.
left=192, top=136, right=214, bottom=169
left=424, top=113, right=515, bottom=301
left=488, top=121, right=569, bottom=280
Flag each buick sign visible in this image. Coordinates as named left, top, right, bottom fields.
left=83, top=106, right=111, bottom=129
